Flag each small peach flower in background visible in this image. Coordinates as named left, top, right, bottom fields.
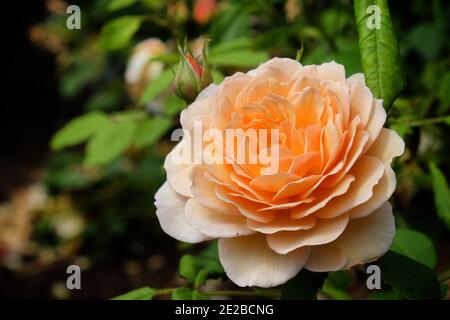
left=193, top=0, right=217, bottom=25
left=125, top=38, right=168, bottom=112
left=155, top=58, right=405, bottom=288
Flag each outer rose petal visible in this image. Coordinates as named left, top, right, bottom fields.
left=367, top=128, right=405, bottom=164
left=185, top=198, right=254, bottom=238
left=346, top=73, right=366, bottom=87
left=247, top=57, right=302, bottom=80
left=305, top=202, right=395, bottom=271
left=180, top=84, right=217, bottom=132
left=154, top=182, right=210, bottom=243
left=218, top=234, right=310, bottom=287
left=316, top=61, right=346, bottom=83
left=305, top=241, right=346, bottom=272
left=164, top=139, right=195, bottom=197
left=348, top=166, right=396, bottom=219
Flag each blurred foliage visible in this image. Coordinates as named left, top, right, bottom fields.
left=2, top=0, right=447, bottom=300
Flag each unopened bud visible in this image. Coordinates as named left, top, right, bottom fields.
left=173, top=40, right=212, bottom=103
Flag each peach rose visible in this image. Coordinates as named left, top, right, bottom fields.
left=155, top=58, right=405, bottom=288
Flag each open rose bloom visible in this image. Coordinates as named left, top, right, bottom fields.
left=155, top=58, right=405, bottom=288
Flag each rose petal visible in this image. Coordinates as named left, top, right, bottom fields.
left=348, top=166, right=396, bottom=219
left=314, top=156, right=384, bottom=219
left=266, top=213, right=349, bottom=254
left=305, top=241, right=346, bottom=272
left=219, top=233, right=310, bottom=287
left=316, top=61, right=346, bottom=83
left=154, top=182, right=209, bottom=243
left=366, top=128, right=405, bottom=164
left=164, top=139, right=195, bottom=197
left=185, top=198, right=254, bottom=238
left=333, top=201, right=395, bottom=268
left=247, top=214, right=316, bottom=234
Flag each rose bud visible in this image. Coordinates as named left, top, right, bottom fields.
left=173, top=40, right=212, bottom=103
left=193, top=0, right=217, bottom=25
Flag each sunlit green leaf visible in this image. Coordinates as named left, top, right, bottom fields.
left=134, top=117, right=172, bottom=148
left=164, top=93, right=186, bottom=116
left=112, top=287, right=155, bottom=300
left=390, top=228, right=437, bottom=269
left=107, top=0, right=138, bottom=11
left=51, top=112, right=109, bottom=150
left=429, top=162, right=450, bottom=231
left=171, top=287, right=208, bottom=300
left=99, top=16, right=142, bottom=51
left=84, top=121, right=137, bottom=166
left=354, top=0, right=406, bottom=108
left=209, top=50, right=269, bottom=67
left=139, top=69, right=173, bottom=104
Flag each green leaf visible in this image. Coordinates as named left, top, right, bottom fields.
left=51, top=112, right=109, bottom=150
left=134, top=117, right=172, bottom=148
left=429, top=162, right=450, bottom=231
left=211, top=70, right=225, bottom=84
left=179, top=242, right=224, bottom=287
left=171, top=287, right=208, bottom=300
left=377, top=251, right=441, bottom=300
left=281, top=270, right=326, bottom=300
left=84, top=121, right=137, bottom=166
left=354, top=0, right=406, bottom=108
left=139, top=69, right=173, bottom=104
left=390, top=228, right=437, bottom=269
left=209, top=38, right=253, bottom=56
left=107, top=0, right=138, bottom=11
left=164, top=93, right=186, bottom=116
left=209, top=50, right=269, bottom=68
left=99, top=16, right=142, bottom=51
left=367, top=290, right=400, bottom=300
left=112, top=287, right=155, bottom=300
left=438, top=72, right=450, bottom=108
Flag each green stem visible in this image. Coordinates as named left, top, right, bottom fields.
left=153, top=288, right=177, bottom=297
left=390, top=116, right=449, bottom=127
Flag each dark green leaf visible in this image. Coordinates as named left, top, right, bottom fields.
left=51, top=112, right=109, bottom=150
left=377, top=251, right=440, bottom=300
left=107, top=0, right=138, bottom=11
left=438, top=72, right=450, bottom=108
left=390, top=228, right=437, bottom=269
left=354, top=0, right=406, bottom=108
left=179, top=242, right=224, bottom=287
left=367, top=290, right=400, bottom=300
left=429, top=162, right=450, bottom=231
left=112, top=287, right=155, bottom=300
left=99, top=16, right=142, bottom=51
left=281, top=270, right=326, bottom=300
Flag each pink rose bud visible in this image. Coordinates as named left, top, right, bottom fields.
left=193, top=0, right=217, bottom=25
left=173, top=40, right=212, bottom=103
